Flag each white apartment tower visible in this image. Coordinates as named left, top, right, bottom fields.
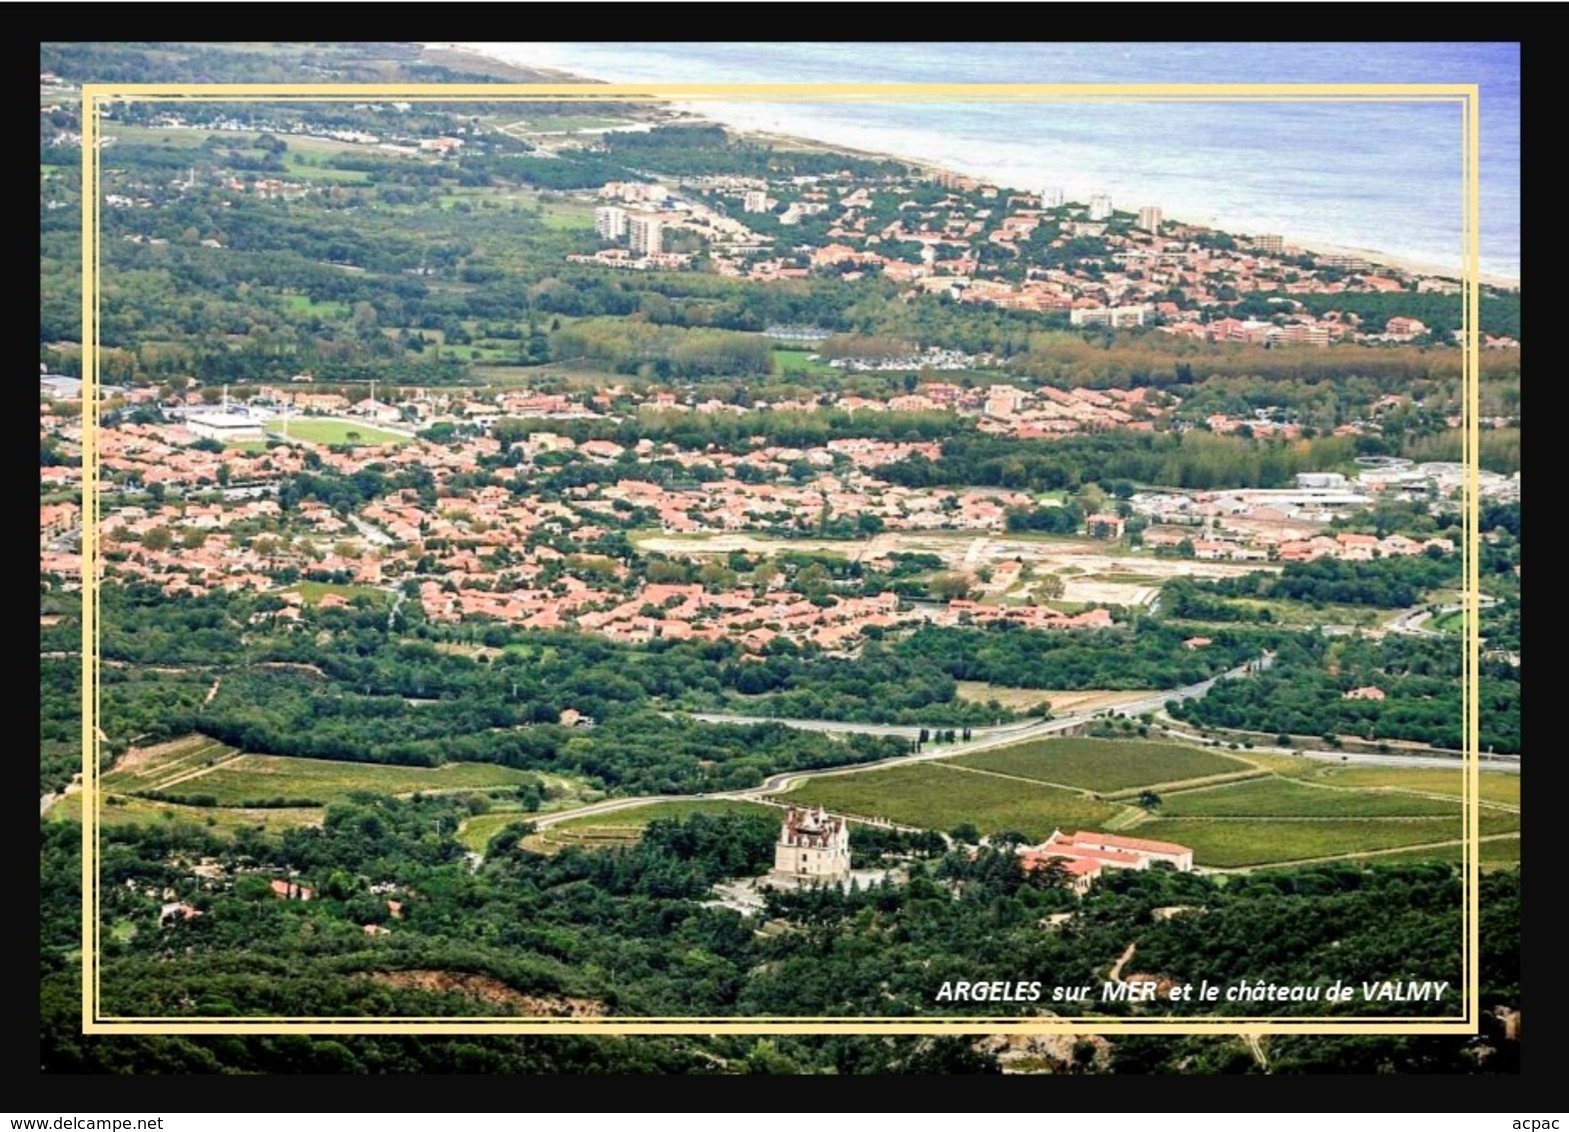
left=594, top=205, right=628, bottom=241
left=628, top=212, right=663, bottom=256
left=1088, top=194, right=1114, bottom=221
left=742, top=190, right=768, bottom=213
left=1137, top=205, right=1163, bottom=233
left=1041, top=186, right=1065, bottom=209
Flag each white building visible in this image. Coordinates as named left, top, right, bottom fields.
left=1088, top=194, right=1113, bottom=221
left=594, top=205, right=627, bottom=241
left=1041, top=186, right=1064, bottom=209
left=1137, top=205, right=1163, bottom=233
left=771, top=806, right=851, bottom=884
left=1023, top=829, right=1193, bottom=878
left=183, top=412, right=264, bottom=442
left=628, top=213, right=663, bottom=256
left=1070, top=305, right=1148, bottom=328
left=742, top=190, right=769, bottom=213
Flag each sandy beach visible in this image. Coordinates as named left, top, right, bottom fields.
left=1289, top=239, right=1517, bottom=291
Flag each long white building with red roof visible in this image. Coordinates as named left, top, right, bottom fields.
left=1019, top=828, right=1195, bottom=893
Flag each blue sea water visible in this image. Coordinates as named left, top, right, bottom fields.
left=466, top=42, right=1519, bottom=281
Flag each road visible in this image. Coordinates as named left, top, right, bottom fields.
left=529, top=657, right=1271, bottom=838
left=521, top=650, right=1520, bottom=850
left=1155, top=721, right=1519, bottom=772
left=1385, top=595, right=1497, bottom=638
left=349, top=513, right=394, bottom=548
left=45, top=525, right=82, bottom=553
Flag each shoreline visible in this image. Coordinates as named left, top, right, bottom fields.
left=446, top=43, right=1520, bottom=291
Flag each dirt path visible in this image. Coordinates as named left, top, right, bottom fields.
left=203, top=677, right=222, bottom=706
left=147, top=752, right=245, bottom=792
left=1108, top=942, right=1137, bottom=982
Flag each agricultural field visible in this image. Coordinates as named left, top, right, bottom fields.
left=950, top=737, right=1255, bottom=793
left=100, top=735, right=236, bottom=794
left=1282, top=763, right=1519, bottom=807
left=1156, top=776, right=1462, bottom=818
left=778, top=763, right=1123, bottom=842
left=1349, top=836, right=1520, bottom=870
left=1132, top=810, right=1520, bottom=869
left=263, top=419, right=409, bottom=446
left=48, top=792, right=323, bottom=837
left=520, top=799, right=776, bottom=855
left=154, top=754, right=546, bottom=806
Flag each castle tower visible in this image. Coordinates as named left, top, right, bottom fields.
left=771, top=805, right=851, bottom=885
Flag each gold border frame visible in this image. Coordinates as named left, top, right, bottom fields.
left=76, top=80, right=1484, bottom=1036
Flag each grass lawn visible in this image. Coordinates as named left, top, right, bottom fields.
left=282, top=294, right=350, bottom=319
left=265, top=419, right=409, bottom=446
left=950, top=738, right=1252, bottom=793
left=290, top=581, right=390, bottom=607
left=521, top=799, right=775, bottom=854
left=1157, top=776, right=1462, bottom=818
left=48, top=793, right=324, bottom=837
left=161, top=755, right=542, bottom=806
left=780, top=763, right=1123, bottom=842
left=773, top=349, right=836, bottom=376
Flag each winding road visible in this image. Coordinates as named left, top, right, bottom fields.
left=528, top=657, right=1273, bottom=836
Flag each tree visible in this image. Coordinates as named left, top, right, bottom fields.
left=142, top=526, right=173, bottom=552
left=929, top=572, right=973, bottom=601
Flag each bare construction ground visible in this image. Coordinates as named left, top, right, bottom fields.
left=635, top=529, right=1278, bottom=608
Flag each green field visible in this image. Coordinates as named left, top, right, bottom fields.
left=773, top=349, right=837, bottom=376
left=780, top=764, right=1122, bottom=842
left=521, top=799, right=776, bottom=854
left=1134, top=811, right=1520, bottom=869
left=1158, top=777, right=1462, bottom=818
left=291, top=581, right=391, bottom=607
left=1267, top=761, right=1519, bottom=807
left=950, top=738, right=1253, bottom=793
left=282, top=294, right=351, bottom=319
left=160, top=755, right=542, bottom=806
left=49, top=793, right=323, bottom=836
left=265, top=419, right=409, bottom=446
left=1353, top=836, right=1520, bottom=869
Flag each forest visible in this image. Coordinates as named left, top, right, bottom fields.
left=1169, top=633, right=1520, bottom=754
left=1175, top=553, right=1462, bottom=611
left=39, top=800, right=1519, bottom=1073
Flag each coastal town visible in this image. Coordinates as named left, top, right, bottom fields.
left=38, top=42, right=1520, bottom=1062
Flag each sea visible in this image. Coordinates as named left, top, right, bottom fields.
left=461, top=42, right=1520, bottom=283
